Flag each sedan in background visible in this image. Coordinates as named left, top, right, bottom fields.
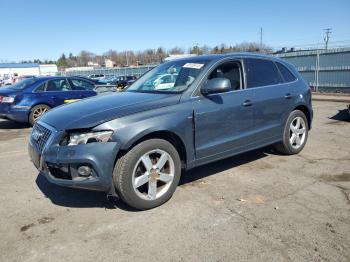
left=87, top=74, right=105, bottom=80
left=110, top=75, right=137, bottom=89
left=0, top=76, right=100, bottom=125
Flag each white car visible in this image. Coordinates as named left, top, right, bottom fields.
left=88, top=74, right=105, bottom=80
left=153, top=74, right=177, bottom=90
left=1, top=74, right=14, bottom=86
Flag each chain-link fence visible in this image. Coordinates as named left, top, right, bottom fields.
left=57, top=48, right=350, bottom=93
left=56, top=65, right=156, bottom=78
left=276, top=47, right=350, bottom=93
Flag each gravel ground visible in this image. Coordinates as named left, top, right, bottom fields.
left=0, top=101, right=349, bottom=262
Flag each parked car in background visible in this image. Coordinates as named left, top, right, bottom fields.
left=144, top=73, right=178, bottom=90
left=29, top=53, right=313, bottom=210
left=87, top=74, right=105, bottom=80
left=0, top=76, right=102, bottom=125
left=110, top=75, right=137, bottom=89
left=98, top=76, right=117, bottom=85
left=1, top=74, right=14, bottom=86
left=14, top=75, right=36, bottom=83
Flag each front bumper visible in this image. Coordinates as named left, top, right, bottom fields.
left=28, top=123, right=120, bottom=192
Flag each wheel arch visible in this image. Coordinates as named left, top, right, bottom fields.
left=293, top=104, right=312, bottom=128
left=28, top=103, right=52, bottom=122
left=117, top=130, right=188, bottom=169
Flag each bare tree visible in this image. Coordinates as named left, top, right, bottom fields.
left=169, top=47, right=184, bottom=55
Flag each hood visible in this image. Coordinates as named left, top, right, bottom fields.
left=40, top=91, right=181, bottom=131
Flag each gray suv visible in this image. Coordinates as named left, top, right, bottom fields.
left=28, top=53, right=313, bottom=210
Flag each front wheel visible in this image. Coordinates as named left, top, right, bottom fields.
left=29, top=104, right=51, bottom=125
left=274, top=110, right=309, bottom=155
left=113, top=139, right=181, bottom=210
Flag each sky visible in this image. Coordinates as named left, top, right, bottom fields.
left=0, top=0, right=349, bottom=62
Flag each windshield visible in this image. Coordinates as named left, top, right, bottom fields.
left=127, top=60, right=208, bottom=93
left=7, top=78, right=37, bottom=90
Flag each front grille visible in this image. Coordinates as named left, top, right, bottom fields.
left=31, top=123, right=52, bottom=153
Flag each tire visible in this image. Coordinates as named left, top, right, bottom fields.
left=113, top=139, right=181, bottom=210
left=274, top=110, right=309, bottom=155
left=29, top=104, right=51, bottom=125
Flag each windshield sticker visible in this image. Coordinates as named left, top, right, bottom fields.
left=183, top=63, right=204, bottom=69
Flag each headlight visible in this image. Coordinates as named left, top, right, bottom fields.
left=0, top=96, right=15, bottom=103
left=65, top=131, right=113, bottom=146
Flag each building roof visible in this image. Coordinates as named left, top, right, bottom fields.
left=0, top=63, right=39, bottom=68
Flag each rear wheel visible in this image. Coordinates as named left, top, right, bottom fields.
left=29, top=104, right=50, bottom=125
left=274, top=110, right=309, bottom=155
left=113, top=139, right=181, bottom=210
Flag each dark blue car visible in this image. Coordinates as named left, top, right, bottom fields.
left=0, top=76, right=97, bottom=125
left=29, top=53, right=313, bottom=210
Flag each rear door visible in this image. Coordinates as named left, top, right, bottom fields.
left=243, top=58, right=296, bottom=145
left=193, top=60, right=256, bottom=163
left=42, top=78, right=84, bottom=106
left=68, top=78, right=97, bottom=99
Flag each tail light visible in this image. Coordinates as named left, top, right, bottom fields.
left=0, top=96, right=15, bottom=103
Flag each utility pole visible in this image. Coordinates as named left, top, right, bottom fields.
left=324, top=28, right=332, bottom=50
left=260, top=27, right=263, bottom=50
left=125, top=51, right=129, bottom=66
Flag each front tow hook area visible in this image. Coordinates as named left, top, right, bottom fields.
left=106, top=186, right=120, bottom=207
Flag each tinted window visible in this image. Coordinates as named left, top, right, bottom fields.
left=245, top=59, right=282, bottom=88
left=46, top=79, right=71, bottom=91
left=276, top=62, right=296, bottom=82
left=209, top=62, right=241, bottom=90
left=7, top=78, right=36, bottom=90
left=34, top=83, right=45, bottom=92
left=70, top=79, right=94, bottom=90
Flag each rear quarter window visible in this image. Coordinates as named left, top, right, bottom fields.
left=276, top=62, right=297, bottom=82
left=244, top=58, right=282, bottom=88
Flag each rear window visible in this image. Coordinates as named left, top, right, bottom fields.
left=7, top=78, right=37, bottom=90
left=244, top=58, right=282, bottom=88
left=276, top=62, right=297, bottom=82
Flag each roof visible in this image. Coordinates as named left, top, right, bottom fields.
left=166, top=52, right=278, bottom=63
left=0, top=63, right=39, bottom=68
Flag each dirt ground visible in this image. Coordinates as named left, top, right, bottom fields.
left=0, top=101, right=349, bottom=262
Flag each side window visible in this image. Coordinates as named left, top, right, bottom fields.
left=70, top=79, right=94, bottom=90
left=276, top=62, right=296, bottom=83
left=46, top=79, right=71, bottom=91
left=244, top=59, right=282, bottom=88
left=34, top=83, right=45, bottom=92
left=208, top=62, right=242, bottom=90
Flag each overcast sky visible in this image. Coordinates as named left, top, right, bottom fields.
left=0, top=0, right=349, bottom=61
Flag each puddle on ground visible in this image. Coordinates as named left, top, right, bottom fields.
left=20, top=223, right=35, bottom=232
left=320, top=172, right=350, bottom=182
left=38, top=217, right=55, bottom=224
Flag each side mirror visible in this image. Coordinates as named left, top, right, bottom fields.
left=201, top=78, right=232, bottom=95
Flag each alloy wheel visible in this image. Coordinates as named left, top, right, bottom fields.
left=289, top=116, right=306, bottom=149
left=132, top=149, right=175, bottom=201
left=32, top=106, right=48, bottom=122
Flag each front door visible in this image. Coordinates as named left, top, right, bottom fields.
left=193, top=61, right=255, bottom=164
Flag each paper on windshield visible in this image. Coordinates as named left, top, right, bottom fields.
left=183, top=63, right=204, bottom=69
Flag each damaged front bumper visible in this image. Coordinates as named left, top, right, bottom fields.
left=28, top=122, right=120, bottom=192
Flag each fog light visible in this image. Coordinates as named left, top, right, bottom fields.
left=77, top=165, right=92, bottom=177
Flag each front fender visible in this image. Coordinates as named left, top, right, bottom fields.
left=95, top=103, right=195, bottom=166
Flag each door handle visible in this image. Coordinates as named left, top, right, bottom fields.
left=284, top=93, right=292, bottom=99
left=51, top=96, right=57, bottom=99
left=242, top=100, right=253, bottom=107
